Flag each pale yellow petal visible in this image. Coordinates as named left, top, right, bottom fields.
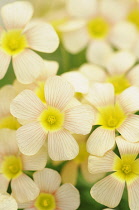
left=0, top=174, right=9, bottom=193
left=0, top=50, right=11, bottom=80
left=127, top=64, right=139, bottom=86
left=127, top=177, right=139, bottom=210
left=0, top=193, right=18, bottom=210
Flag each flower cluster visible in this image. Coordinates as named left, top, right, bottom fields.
left=1, top=0, right=139, bottom=210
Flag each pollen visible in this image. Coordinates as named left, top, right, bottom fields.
left=97, top=103, right=126, bottom=130
left=39, top=106, right=64, bottom=132
left=106, top=75, right=131, bottom=94
left=1, top=29, right=28, bottom=55
left=87, top=17, right=109, bottom=39
left=34, top=193, right=56, bottom=210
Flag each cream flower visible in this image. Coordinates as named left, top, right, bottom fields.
left=19, top=168, right=80, bottom=210
left=86, top=83, right=139, bottom=156
left=0, top=85, right=20, bottom=130
left=0, top=193, right=18, bottom=210
left=0, top=1, right=59, bottom=84
left=61, top=134, right=105, bottom=186
left=0, top=129, right=47, bottom=203
left=88, top=136, right=139, bottom=209
left=10, top=76, right=94, bottom=160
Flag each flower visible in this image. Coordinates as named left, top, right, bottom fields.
left=86, top=83, right=139, bottom=156
left=88, top=136, right=139, bottom=209
left=10, top=76, right=94, bottom=160
left=0, top=1, right=59, bottom=84
left=0, top=129, right=47, bottom=203
left=61, top=134, right=105, bottom=185
left=0, top=85, right=20, bottom=130
left=0, top=193, right=18, bottom=210
left=19, top=168, right=80, bottom=210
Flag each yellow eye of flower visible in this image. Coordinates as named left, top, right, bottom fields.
left=122, top=164, right=132, bottom=174
left=2, top=155, right=22, bottom=179
left=35, top=82, right=46, bottom=103
left=1, top=29, right=28, bottom=55
left=106, top=75, right=131, bottom=94
left=39, top=107, right=64, bottom=132
left=0, top=115, right=20, bottom=130
left=34, top=193, right=56, bottom=210
left=97, top=104, right=126, bottom=130
left=87, top=17, right=109, bottom=39
left=127, top=9, right=139, bottom=30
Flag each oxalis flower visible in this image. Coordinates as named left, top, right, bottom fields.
left=19, top=168, right=80, bottom=210
left=0, top=193, right=18, bottom=210
left=0, top=1, right=59, bottom=84
left=88, top=136, right=139, bottom=209
left=0, top=129, right=47, bottom=203
left=85, top=83, right=139, bottom=156
left=10, top=76, right=94, bottom=160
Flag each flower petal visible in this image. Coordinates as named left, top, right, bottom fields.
left=86, top=41, right=113, bottom=67
left=10, top=89, right=45, bottom=121
left=17, top=122, right=47, bottom=155
left=0, top=174, right=9, bottom=193
left=45, top=76, right=74, bottom=111
left=117, top=86, right=139, bottom=113
left=55, top=183, right=80, bottom=210
left=85, top=83, right=115, bottom=108
left=0, top=193, right=18, bottom=210
left=88, top=151, right=116, bottom=174
left=24, top=21, right=59, bottom=53
left=61, top=161, right=78, bottom=185
left=127, top=64, right=139, bottom=86
left=127, top=177, right=139, bottom=210
left=33, top=168, right=61, bottom=193
left=117, top=114, right=139, bottom=143
left=90, top=174, right=125, bottom=208
left=22, top=146, right=47, bottom=171
left=64, top=105, right=94, bottom=135
left=42, top=60, right=59, bottom=77
left=11, top=173, right=39, bottom=203
left=0, top=49, right=11, bottom=80
left=48, top=129, right=79, bottom=161
left=106, top=51, right=136, bottom=75
left=1, top=1, right=33, bottom=30
left=13, top=49, right=44, bottom=84
left=87, top=127, right=115, bottom=156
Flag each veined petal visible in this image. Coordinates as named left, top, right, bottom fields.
left=22, top=146, right=47, bottom=171
left=62, top=71, right=89, bottom=94
left=117, top=86, right=139, bottom=113
left=87, top=127, right=115, bottom=156
left=11, top=173, right=39, bottom=203
left=13, top=49, right=44, bottom=84
left=86, top=41, right=113, bottom=67
left=55, top=183, right=80, bottom=210
left=88, top=151, right=116, bottom=174
left=64, top=105, right=94, bottom=135
left=1, top=1, right=33, bottom=30
left=33, top=168, right=61, bottom=193
left=17, top=122, right=47, bottom=155
left=0, top=129, right=18, bottom=155
left=80, top=63, right=107, bottom=83
left=24, top=21, right=59, bottom=53
left=10, top=90, right=45, bottom=121
left=85, top=83, right=115, bottom=108
left=18, top=201, right=33, bottom=209
left=0, top=193, right=18, bottom=210
left=117, top=114, right=139, bottom=143
left=0, top=174, right=9, bottom=193
left=45, top=76, right=74, bottom=111
left=90, top=174, right=125, bottom=208
left=127, top=177, right=139, bottom=210
left=0, top=49, right=11, bottom=80
left=61, top=161, right=78, bottom=186
left=116, top=136, right=139, bottom=157
left=127, top=64, right=139, bottom=86
left=48, top=129, right=79, bottom=161
left=106, top=51, right=136, bottom=75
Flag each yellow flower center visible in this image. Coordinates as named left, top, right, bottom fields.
left=0, top=29, right=28, bottom=55
left=74, top=142, right=89, bottom=164
left=127, top=9, right=139, bottom=30
left=35, top=81, right=46, bottom=103
left=106, top=75, right=131, bottom=94
left=122, top=164, right=132, bottom=174
left=0, top=115, right=20, bottom=130
left=34, top=193, right=56, bottom=210
left=2, top=155, right=22, bottom=179
left=97, top=104, right=126, bottom=130
left=39, top=107, right=64, bottom=132
left=87, top=17, right=109, bottom=39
